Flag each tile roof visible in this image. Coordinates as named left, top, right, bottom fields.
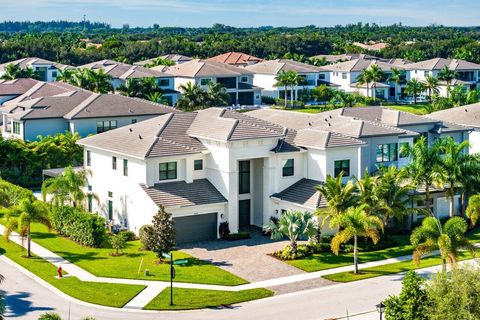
left=78, top=59, right=172, bottom=79
left=161, top=59, right=254, bottom=77
left=207, top=52, right=263, bottom=65
left=323, top=59, right=402, bottom=73
left=404, top=58, right=480, bottom=71
left=0, top=78, right=39, bottom=96
left=244, top=59, right=325, bottom=75
left=351, top=81, right=390, bottom=89
left=134, top=54, right=193, bottom=66
left=78, top=112, right=205, bottom=159
left=140, top=179, right=227, bottom=208
left=427, top=103, right=480, bottom=129
left=311, top=53, right=382, bottom=63
left=272, top=178, right=327, bottom=209
left=0, top=57, right=73, bottom=72
left=340, top=107, right=437, bottom=126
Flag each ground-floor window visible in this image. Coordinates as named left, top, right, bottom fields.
left=108, top=200, right=113, bottom=220
left=12, top=121, right=20, bottom=135
left=334, top=159, right=350, bottom=177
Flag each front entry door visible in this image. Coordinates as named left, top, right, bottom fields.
left=239, top=199, right=251, bottom=229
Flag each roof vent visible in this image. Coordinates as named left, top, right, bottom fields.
left=465, top=109, right=468, bottom=112
left=327, top=123, right=331, bottom=126
left=129, top=128, right=133, bottom=132
left=138, top=134, right=142, bottom=139
left=308, top=122, right=312, bottom=126
left=324, top=118, right=328, bottom=122
left=129, top=108, right=133, bottom=113
left=85, top=108, right=90, bottom=113
left=329, top=115, right=332, bottom=119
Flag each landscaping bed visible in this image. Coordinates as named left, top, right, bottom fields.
left=144, top=287, right=273, bottom=310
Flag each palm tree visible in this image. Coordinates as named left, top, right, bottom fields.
left=0, top=64, right=37, bottom=80
left=145, top=57, right=175, bottom=68
left=330, top=205, right=383, bottom=274
left=411, top=216, right=475, bottom=272
left=308, top=57, right=327, bottom=66
left=368, top=64, right=384, bottom=102
left=41, top=166, right=88, bottom=208
left=405, top=79, right=426, bottom=104
left=263, top=210, right=318, bottom=254
left=356, top=69, right=373, bottom=98
left=435, top=137, right=477, bottom=217
left=3, top=198, right=50, bottom=257
left=448, top=85, right=468, bottom=107
left=146, top=91, right=167, bottom=104
left=402, top=136, right=442, bottom=214
left=466, top=195, right=480, bottom=228
left=117, top=78, right=141, bottom=97
left=332, top=91, right=358, bottom=108
left=274, top=70, right=291, bottom=108
left=175, top=82, right=208, bottom=111
left=316, top=173, right=358, bottom=227
left=206, top=82, right=230, bottom=106
left=56, top=68, right=74, bottom=82
left=289, top=71, right=305, bottom=108
left=375, top=165, right=416, bottom=237
left=354, top=170, right=378, bottom=216
left=423, top=75, right=440, bottom=103
left=87, top=69, right=113, bottom=93
left=438, top=66, right=458, bottom=97
left=388, top=68, right=405, bottom=103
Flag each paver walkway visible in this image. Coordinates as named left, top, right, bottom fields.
left=0, top=224, right=456, bottom=310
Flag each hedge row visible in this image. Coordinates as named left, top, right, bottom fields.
left=50, top=206, right=106, bottom=247
left=0, top=178, right=34, bottom=207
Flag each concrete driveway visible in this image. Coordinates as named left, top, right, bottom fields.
left=180, top=229, right=306, bottom=283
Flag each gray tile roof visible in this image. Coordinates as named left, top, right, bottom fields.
left=244, top=59, right=325, bottom=75
left=427, top=103, right=480, bottom=128
left=140, top=179, right=227, bottom=208
left=404, top=58, right=480, bottom=71
left=0, top=78, right=39, bottom=96
left=0, top=57, right=73, bottom=72
left=272, top=178, right=327, bottom=209
left=78, top=60, right=172, bottom=79
left=323, top=59, right=402, bottom=73
left=311, top=53, right=382, bottom=63
left=134, top=54, right=193, bottom=66
left=161, top=59, right=254, bottom=77
left=340, top=107, right=437, bottom=126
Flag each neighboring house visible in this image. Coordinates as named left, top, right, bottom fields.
left=78, top=60, right=179, bottom=105
left=311, top=53, right=383, bottom=64
left=0, top=57, right=73, bottom=82
left=405, top=58, right=480, bottom=96
left=244, top=59, right=330, bottom=101
left=0, top=78, right=39, bottom=105
left=207, top=52, right=263, bottom=67
left=427, top=102, right=480, bottom=153
left=77, top=106, right=470, bottom=242
left=352, top=42, right=388, bottom=51
left=1, top=81, right=177, bottom=141
left=134, top=54, right=193, bottom=66
left=162, top=59, right=262, bottom=106
left=323, top=59, right=405, bottom=100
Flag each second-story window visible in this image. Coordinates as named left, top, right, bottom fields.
left=159, top=162, right=177, bottom=180
left=97, top=120, right=117, bottom=133
left=282, top=159, right=294, bottom=177
left=200, top=78, right=212, bottom=86
left=86, top=150, right=91, bottom=166
left=112, top=156, right=117, bottom=170
left=123, top=159, right=128, bottom=176
left=194, top=159, right=203, bottom=171
left=334, top=160, right=350, bottom=177
left=158, top=78, right=170, bottom=87
left=239, top=160, right=250, bottom=194
left=342, top=73, right=347, bottom=79
left=376, top=143, right=398, bottom=163
left=240, top=76, right=248, bottom=82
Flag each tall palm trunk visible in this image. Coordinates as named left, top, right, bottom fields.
left=353, top=235, right=359, bottom=274
left=290, top=85, right=294, bottom=108
left=449, top=189, right=455, bottom=217
left=27, top=225, right=31, bottom=257
left=372, top=84, right=377, bottom=102
left=290, top=240, right=297, bottom=254
left=366, top=83, right=370, bottom=98
left=442, top=259, right=447, bottom=273
left=284, top=86, right=287, bottom=108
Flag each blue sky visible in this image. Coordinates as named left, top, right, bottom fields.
left=1, top=0, right=479, bottom=27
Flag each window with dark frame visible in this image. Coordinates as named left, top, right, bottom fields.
left=194, top=159, right=203, bottom=170
left=12, top=121, right=20, bottom=135
left=375, top=143, right=398, bottom=163
left=86, top=150, right=91, bottom=166
left=96, top=120, right=117, bottom=133
left=282, top=159, right=294, bottom=177
left=159, top=162, right=177, bottom=180
left=238, top=160, right=250, bottom=194
left=112, top=156, right=117, bottom=170
left=123, top=159, right=128, bottom=176
left=108, top=200, right=113, bottom=220
left=334, top=160, right=350, bottom=177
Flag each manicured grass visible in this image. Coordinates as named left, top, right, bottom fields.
left=323, top=251, right=475, bottom=283
left=286, top=235, right=413, bottom=272
left=22, top=222, right=246, bottom=286
left=144, top=287, right=273, bottom=310
left=386, top=104, right=429, bottom=115
left=0, top=238, right=146, bottom=307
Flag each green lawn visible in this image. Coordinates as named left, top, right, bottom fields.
left=22, top=222, right=246, bottom=286
left=0, top=238, right=146, bottom=307
left=324, top=251, right=475, bottom=283
left=386, top=104, right=429, bottom=115
left=144, top=287, right=273, bottom=310
left=287, top=235, right=414, bottom=272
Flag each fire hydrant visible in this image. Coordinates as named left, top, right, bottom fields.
left=57, top=266, right=63, bottom=278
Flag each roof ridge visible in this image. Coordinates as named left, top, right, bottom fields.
left=63, top=93, right=100, bottom=119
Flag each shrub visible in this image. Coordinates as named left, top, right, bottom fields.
left=109, top=233, right=127, bottom=255
left=272, top=244, right=313, bottom=260
left=38, top=313, right=63, bottom=320
left=151, top=206, right=176, bottom=260
left=119, top=230, right=136, bottom=241
left=0, top=178, right=34, bottom=207
left=219, top=221, right=230, bottom=239
left=50, top=206, right=106, bottom=247
left=226, top=232, right=250, bottom=241
left=261, top=95, right=276, bottom=104
left=139, top=224, right=155, bottom=250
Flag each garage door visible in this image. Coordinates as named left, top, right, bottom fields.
left=174, top=213, right=217, bottom=244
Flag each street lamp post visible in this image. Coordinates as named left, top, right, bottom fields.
left=376, top=302, right=386, bottom=320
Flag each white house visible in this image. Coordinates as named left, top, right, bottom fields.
left=0, top=57, right=73, bottom=82
left=162, top=59, right=262, bottom=106
left=134, top=54, right=193, bottom=66
left=244, top=59, right=330, bottom=101
left=405, top=58, right=480, bottom=97
left=77, top=60, right=179, bottom=105
left=77, top=106, right=470, bottom=243
left=1, top=81, right=177, bottom=141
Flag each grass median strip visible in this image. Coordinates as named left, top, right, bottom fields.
left=0, top=238, right=146, bottom=308
left=144, top=287, right=274, bottom=310
left=323, top=251, right=475, bottom=283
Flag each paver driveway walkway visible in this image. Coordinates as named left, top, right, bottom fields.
left=180, top=229, right=306, bottom=282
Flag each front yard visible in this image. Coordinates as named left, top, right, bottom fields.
left=27, top=222, right=247, bottom=286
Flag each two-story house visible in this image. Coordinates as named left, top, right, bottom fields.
left=162, top=59, right=262, bottom=106
left=0, top=57, right=73, bottom=82
left=134, top=54, right=193, bottom=67
left=78, top=60, right=179, bottom=105
left=405, top=58, right=480, bottom=96
left=207, top=52, right=263, bottom=67
left=1, top=81, right=177, bottom=141
left=244, top=59, right=330, bottom=102
left=0, top=78, right=39, bottom=105
left=323, top=59, right=405, bottom=100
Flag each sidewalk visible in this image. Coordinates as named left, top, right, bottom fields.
left=0, top=224, right=455, bottom=309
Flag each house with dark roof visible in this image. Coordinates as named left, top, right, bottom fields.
left=0, top=78, right=39, bottom=104
left=0, top=57, right=73, bottom=82
left=1, top=81, right=177, bottom=141
left=161, top=59, right=262, bottom=106
left=244, top=59, right=331, bottom=102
